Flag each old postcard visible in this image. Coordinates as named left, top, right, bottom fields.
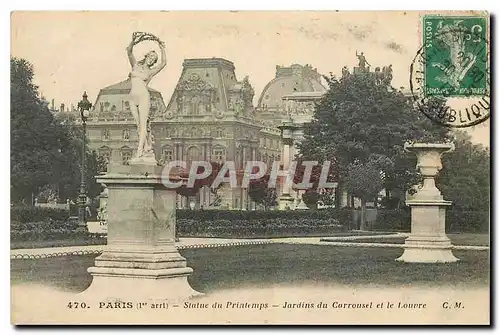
left=10, top=10, right=490, bottom=325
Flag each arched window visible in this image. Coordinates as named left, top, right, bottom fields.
left=215, top=128, right=224, bottom=138
left=187, top=146, right=200, bottom=161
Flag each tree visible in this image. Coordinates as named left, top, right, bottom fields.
left=11, top=58, right=67, bottom=203
left=297, top=71, right=450, bottom=208
left=301, top=190, right=320, bottom=209
left=291, top=159, right=338, bottom=209
left=247, top=175, right=278, bottom=210
left=437, top=131, right=490, bottom=211
left=344, top=157, right=385, bottom=229
left=176, top=162, right=224, bottom=205
left=11, top=57, right=105, bottom=205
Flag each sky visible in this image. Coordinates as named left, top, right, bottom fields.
left=11, top=11, right=489, bottom=146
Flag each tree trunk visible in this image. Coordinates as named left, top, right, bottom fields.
left=360, top=198, right=367, bottom=230
left=335, top=182, right=342, bottom=208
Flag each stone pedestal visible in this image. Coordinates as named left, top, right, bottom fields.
left=83, top=163, right=201, bottom=300
left=396, top=200, right=458, bottom=263
left=396, top=142, right=459, bottom=263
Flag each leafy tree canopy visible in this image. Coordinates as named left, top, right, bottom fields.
left=297, top=71, right=450, bottom=207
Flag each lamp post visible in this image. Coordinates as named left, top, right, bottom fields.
left=77, top=91, right=92, bottom=230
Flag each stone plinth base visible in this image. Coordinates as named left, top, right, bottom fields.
left=129, top=153, right=157, bottom=166
left=83, top=264, right=201, bottom=301
left=395, top=235, right=459, bottom=263
left=396, top=200, right=459, bottom=263
left=82, top=163, right=201, bottom=301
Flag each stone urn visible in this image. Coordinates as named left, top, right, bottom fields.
left=396, top=141, right=459, bottom=263
left=405, top=142, right=455, bottom=201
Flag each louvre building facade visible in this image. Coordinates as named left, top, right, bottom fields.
left=85, top=58, right=327, bottom=209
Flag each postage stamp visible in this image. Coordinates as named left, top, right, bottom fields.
left=422, top=16, right=488, bottom=98
left=410, top=13, right=490, bottom=128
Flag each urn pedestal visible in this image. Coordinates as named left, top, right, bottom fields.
left=396, top=142, right=459, bottom=263
left=83, top=163, right=201, bottom=300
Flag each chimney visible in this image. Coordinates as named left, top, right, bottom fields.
left=60, top=103, right=65, bottom=112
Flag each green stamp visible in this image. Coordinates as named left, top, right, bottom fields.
left=423, top=15, right=488, bottom=97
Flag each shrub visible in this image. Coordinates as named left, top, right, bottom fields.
left=175, top=209, right=353, bottom=238
left=447, top=210, right=489, bottom=233
left=177, top=208, right=353, bottom=226
left=11, top=206, right=69, bottom=223
left=10, top=229, right=104, bottom=242
left=11, top=218, right=78, bottom=232
left=372, top=209, right=411, bottom=232
left=177, top=218, right=345, bottom=238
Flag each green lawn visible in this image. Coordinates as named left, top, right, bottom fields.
left=321, top=233, right=489, bottom=246
left=11, top=244, right=489, bottom=293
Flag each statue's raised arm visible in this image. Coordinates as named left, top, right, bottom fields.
left=151, top=43, right=167, bottom=77
left=126, top=37, right=137, bottom=67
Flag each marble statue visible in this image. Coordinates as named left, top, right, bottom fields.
left=126, top=32, right=166, bottom=161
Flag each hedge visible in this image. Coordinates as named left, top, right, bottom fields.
left=11, top=217, right=78, bottom=231
left=175, top=209, right=352, bottom=238
left=177, top=208, right=353, bottom=225
left=447, top=210, right=490, bottom=233
left=11, top=229, right=104, bottom=242
left=177, top=218, right=345, bottom=238
left=372, top=209, right=489, bottom=233
left=372, top=209, right=411, bottom=232
left=11, top=206, right=69, bottom=223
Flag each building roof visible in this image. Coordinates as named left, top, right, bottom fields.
left=257, top=64, right=326, bottom=110
left=182, top=58, right=235, bottom=71
left=99, top=78, right=161, bottom=95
